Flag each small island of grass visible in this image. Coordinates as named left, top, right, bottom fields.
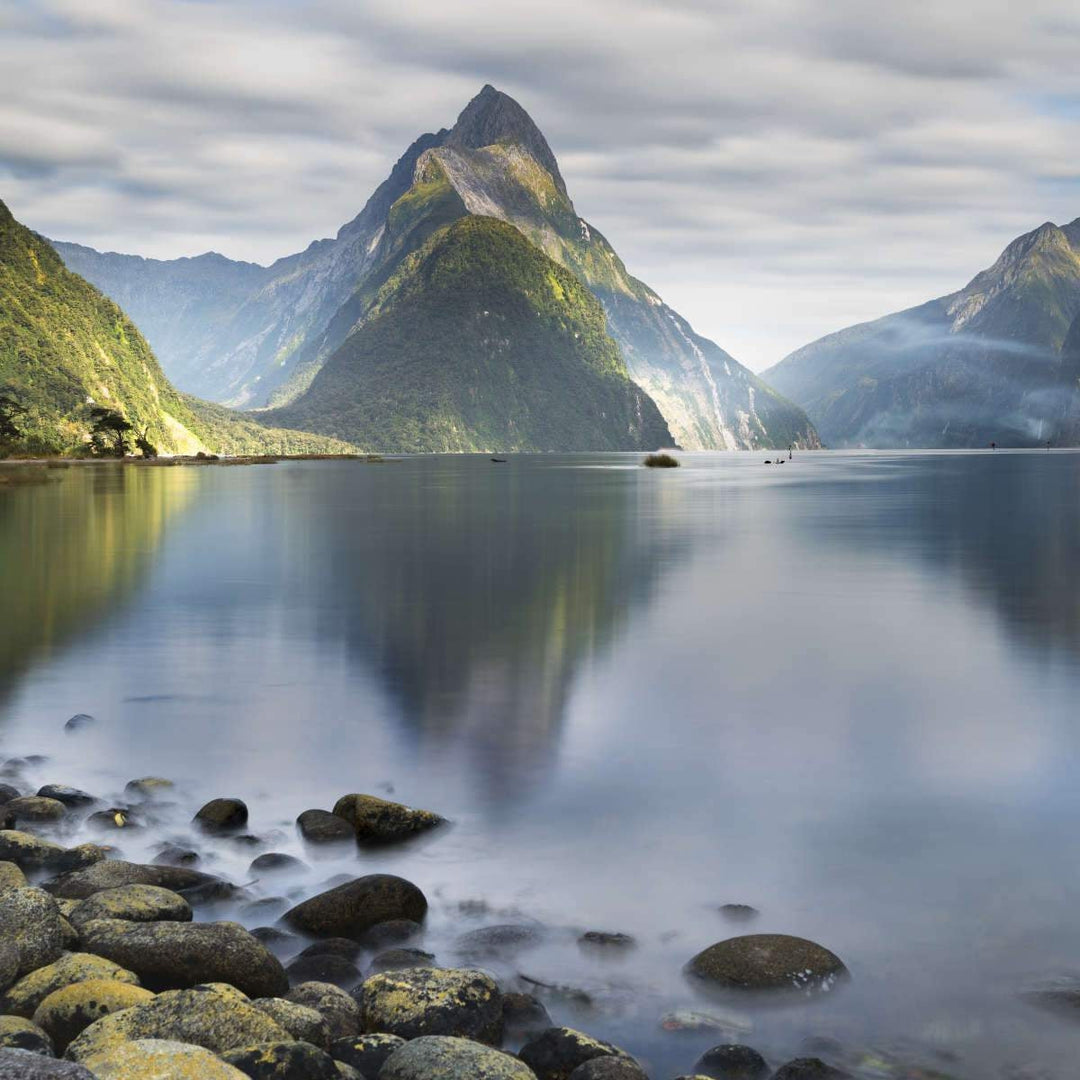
left=643, top=452, right=680, bottom=468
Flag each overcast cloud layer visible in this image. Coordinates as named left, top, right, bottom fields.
left=2, top=0, right=1079, bottom=369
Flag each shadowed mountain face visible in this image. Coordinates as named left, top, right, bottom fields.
left=765, top=220, right=1080, bottom=447
left=54, top=86, right=818, bottom=451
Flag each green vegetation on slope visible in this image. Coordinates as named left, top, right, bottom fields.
left=268, top=216, right=674, bottom=452
left=0, top=198, right=354, bottom=457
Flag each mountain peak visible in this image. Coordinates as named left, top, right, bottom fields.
left=447, top=85, right=567, bottom=196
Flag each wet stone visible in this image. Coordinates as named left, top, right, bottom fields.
left=68, top=884, right=192, bottom=928
left=252, top=998, right=331, bottom=1049
left=0, top=1048, right=95, bottom=1078
left=123, top=778, right=173, bottom=799
left=296, top=939, right=363, bottom=964
left=86, top=809, right=141, bottom=832
left=250, top=853, right=306, bottom=875
left=0, top=788, right=18, bottom=807
left=152, top=844, right=200, bottom=867
left=44, top=859, right=217, bottom=900
left=454, top=923, right=543, bottom=959
left=0, top=864, right=27, bottom=894
left=36, top=787, right=95, bottom=809
left=718, top=905, right=759, bottom=923
left=502, top=993, right=552, bottom=1036
left=0, top=953, right=141, bottom=1018
left=4, top=797, right=66, bottom=824
left=567, top=1058, right=649, bottom=1080
left=283, top=874, right=427, bottom=941
left=64, top=715, right=95, bottom=732
left=577, top=931, right=635, bottom=951
left=285, top=953, right=361, bottom=990
left=0, top=888, right=64, bottom=980
left=81, top=1038, right=249, bottom=1079
left=32, top=979, right=154, bottom=1053
left=194, top=797, right=249, bottom=833
left=331, top=794, right=444, bottom=845
left=357, top=919, right=422, bottom=949
left=771, top=1060, right=853, bottom=1080
left=297, top=810, right=354, bottom=845
left=685, top=935, right=849, bottom=996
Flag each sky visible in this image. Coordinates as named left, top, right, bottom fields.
left=2, top=0, right=1079, bottom=371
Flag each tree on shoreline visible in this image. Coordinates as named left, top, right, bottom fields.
left=0, top=389, right=27, bottom=455
left=89, top=406, right=133, bottom=457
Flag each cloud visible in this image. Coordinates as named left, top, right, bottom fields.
left=1, top=0, right=1078, bottom=369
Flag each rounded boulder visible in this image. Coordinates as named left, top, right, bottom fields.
left=222, top=1040, right=339, bottom=1079
left=359, top=966, right=502, bottom=1044
left=77, top=918, right=288, bottom=997
left=69, top=885, right=191, bottom=929
left=81, top=1038, right=248, bottom=1079
left=518, top=1027, right=629, bottom=1080
left=1, top=953, right=140, bottom=1018
left=32, top=979, right=154, bottom=1053
left=685, top=935, right=848, bottom=995
left=282, top=874, right=427, bottom=940
left=331, top=794, right=444, bottom=845
left=380, top=1035, right=537, bottom=1080
left=0, top=888, right=64, bottom=980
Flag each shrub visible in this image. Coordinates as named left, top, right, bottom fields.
left=643, top=452, right=680, bottom=468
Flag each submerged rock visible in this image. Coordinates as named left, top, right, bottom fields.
left=222, top=1040, right=339, bottom=1079
left=64, top=715, right=95, bottom=733
left=194, top=797, right=249, bottom=833
left=502, top=992, right=551, bottom=1036
left=718, top=905, right=759, bottom=923
left=32, top=979, right=154, bottom=1053
left=65, top=984, right=291, bottom=1061
left=692, top=1044, right=769, bottom=1079
left=359, top=967, right=503, bottom=1044
left=328, top=1032, right=405, bottom=1075
left=252, top=999, right=330, bottom=1049
left=368, top=947, right=435, bottom=974
left=357, top=919, right=422, bottom=949
left=380, top=1035, right=536, bottom=1080
left=249, top=853, right=306, bottom=876
left=331, top=794, right=444, bottom=845
left=577, top=932, right=635, bottom=952
left=152, top=844, right=200, bottom=868
left=454, top=924, right=543, bottom=959
left=771, top=1060, right=852, bottom=1080
left=81, top=1037, right=249, bottom=1078
left=518, top=1027, right=629, bottom=1080
left=0, top=1048, right=94, bottom=1077
left=78, top=918, right=288, bottom=997
left=0, top=1015, right=53, bottom=1055
left=283, top=874, right=427, bottom=940
left=685, top=935, right=849, bottom=996
left=283, top=983, right=360, bottom=1041
left=0, top=789, right=19, bottom=808
left=44, top=860, right=217, bottom=900
left=0, top=888, right=64, bottom=980
left=69, top=885, right=191, bottom=929
left=123, top=778, right=173, bottom=799
left=86, top=809, right=140, bottom=832
left=1, top=954, right=141, bottom=1018
left=296, top=810, right=353, bottom=845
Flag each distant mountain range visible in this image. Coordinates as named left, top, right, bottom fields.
left=0, top=198, right=352, bottom=457
left=55, top=85, right=820, bottom=453
left=765, top=219, right=1080, bottom=447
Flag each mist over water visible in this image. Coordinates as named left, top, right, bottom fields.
left=2, top=452, right=1080, bottom=1076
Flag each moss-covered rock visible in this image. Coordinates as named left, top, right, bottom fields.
left=194, top=798, right=249, bottom=833
left=81, top=1037, right=249, bottom=1079
left=381, top=1035, right=537, bottom=1080
left=251, top=999, right=329, bottom=1049
left=331, top=794, right=444, bottom=845
left=58, top=918, right=78, bottom=952
left=32, top=979, right=155, bottom=1053
left=518, top=1027, right=629, bottom=1080
left=567, top=1059, right=648, bottom=1080
left=0, top=1048, right=94, bottom=1077
left=65, top=984, right=292, bottom=1062
left=685, top=936, right=849, bottom=996
left=221, top=1040, right=339, bottom=1079
left=78, top=918, right=288, bottom=997
left=282, top=875, right=427, bottom=940
left=44, top=860, right=217, bottom=900
left=123, top=778, right=173, bottom=799
left=0, top=946, right=17, bottom=999
left=0, top=888, right=64, bottom=979
left=3, top=797, right=66, bottom=824
left=328, top=1032, right=405, bottom=1076
left=296, top=811, right=353, bottom=845
left=334, top=1063, right=362, bottom=1080
left=69, top=885, right=191, bottom=929
left=283, top=983, right=360, bottom=1041
left=0, top=1015, right=53, bottom=1055
left=691, top=1044, right=769, bottom=1080
left=1, top=953, right=141, bottom=1018
left=0, top=832, right=65, bottom=871
left=359, top=966, right=502, bottom=1044
left=0, top=864, right=27, bottom=894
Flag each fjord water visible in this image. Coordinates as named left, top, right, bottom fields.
left=3, top=452, right=1080, bottom=1076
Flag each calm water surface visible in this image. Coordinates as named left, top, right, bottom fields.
left=3, top=451, right=1080, bottom=1076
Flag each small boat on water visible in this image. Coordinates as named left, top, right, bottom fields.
left=491, top=458, right=507, bottom=463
